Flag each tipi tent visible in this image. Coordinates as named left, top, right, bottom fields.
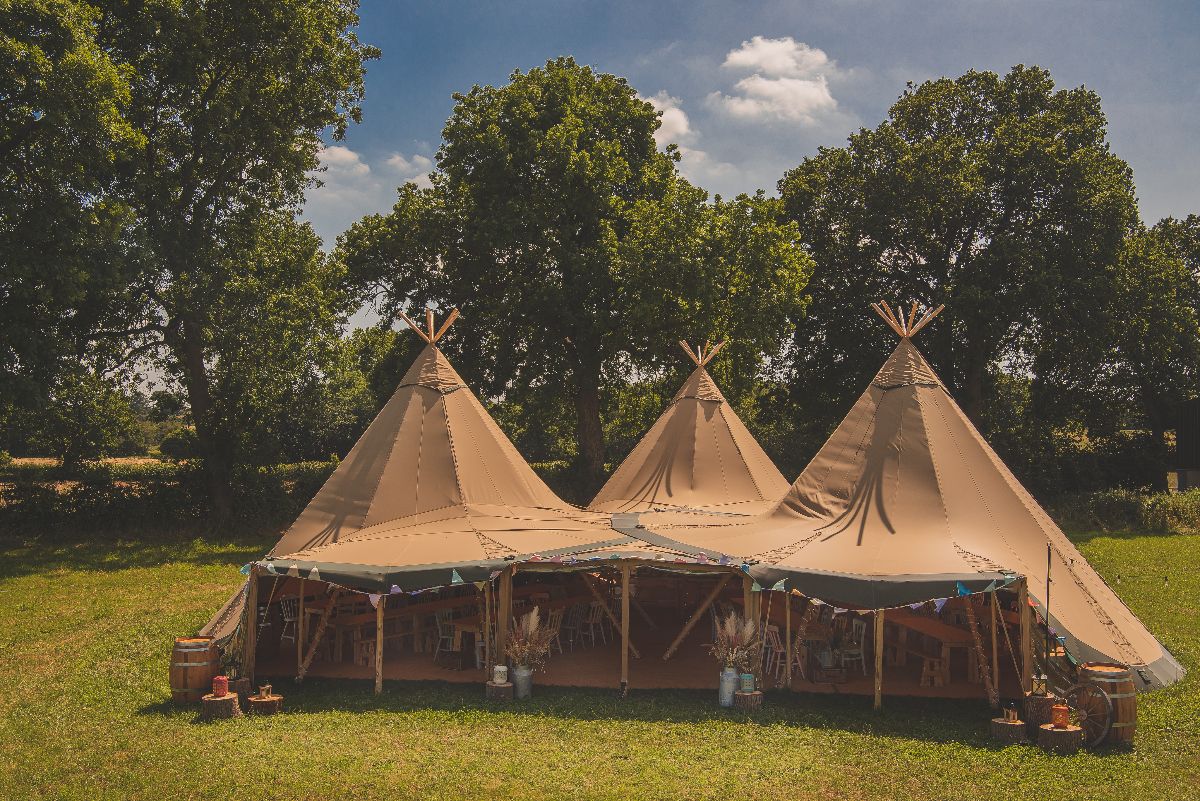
left=645, top=303, right=1183, bottom=689
left=202, top=310, right=676, bottom=640
left=589, top=341, right=790, bottom=515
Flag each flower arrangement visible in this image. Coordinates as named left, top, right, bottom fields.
left=707, top=611, right=762, bottom=674
left=504, top=607, right=555, bottom=672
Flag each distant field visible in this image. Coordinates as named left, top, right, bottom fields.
left=0, top=526, right=1196, bottom=801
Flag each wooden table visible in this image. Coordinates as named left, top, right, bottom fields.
left=886, top=609, right=976, bottom=685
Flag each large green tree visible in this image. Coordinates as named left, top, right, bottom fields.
left=85, top=0, right=377, bottom=519
left=342, top=58, right=812, bottom=494
left=1, top=0, right=139, bottom=406
left=778, top=66, right=1138, bottom=432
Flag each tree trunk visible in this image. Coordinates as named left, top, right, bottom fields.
left=174, top=316, right=234, bottom=524
left=572, top=360, right=606, bottom=499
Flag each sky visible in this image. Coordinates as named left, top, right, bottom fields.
left=303, top=0, right=1200, bottom=246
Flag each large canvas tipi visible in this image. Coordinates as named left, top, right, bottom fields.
left=647, top=304, right=1183, bottom=689
left=202, top=310, right=635, bottom=639
left=589, top=341, right=790, bottom=515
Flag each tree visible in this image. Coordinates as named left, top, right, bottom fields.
left=342, top=59, right=813, bottom=494
left=88, top=0, right=377, bottom=520
left=1, top=0, right=140, bottom=407
left=22, top=368, right=141, bottom=467
left=778, top=65, right=1138, bottom=429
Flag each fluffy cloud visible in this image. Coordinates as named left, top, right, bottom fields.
left=707, top=36, right=842, bottom=124
left=643, top=91, right=737, bottom=182
left=303, top=146, right=433, bottom=245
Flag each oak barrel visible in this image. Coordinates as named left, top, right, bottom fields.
left=1080, top=662, right=1136, bottom=746
left=170, top=637, right=220, bottom=704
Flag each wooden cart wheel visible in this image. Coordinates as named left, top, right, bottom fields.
left=1064, top=682, right=1113, bottom=747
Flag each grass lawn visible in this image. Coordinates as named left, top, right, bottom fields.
left=0, top=527, right=1196, bottom=801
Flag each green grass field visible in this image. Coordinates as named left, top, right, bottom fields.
left=0, top=527, right=1196, bottom=801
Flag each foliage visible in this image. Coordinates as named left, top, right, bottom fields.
left=1049, top=489, right=1200, bottom=536
left=157, top=427, right=198, bottom=461
left=341, top=58, right=813, bottom=495
left=0, top=458, right=335, bottom=533
left=778, top=65, right=1138, bottom=439
left=504, top=607, right=556, bottom=672
left=0, top=0, right=140, bottom=406
left=707, top=612, right=762, bottom=674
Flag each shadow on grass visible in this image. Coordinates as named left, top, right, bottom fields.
left=0, top=528, right=272, bottom=579
left=137, top=677, right=1010, bottom=748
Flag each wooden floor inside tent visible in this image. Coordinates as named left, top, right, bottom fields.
left=256, top=600, right=1025, bottom=700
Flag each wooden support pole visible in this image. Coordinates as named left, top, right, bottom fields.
left=497, top=567, right=513, bottom=665
left=296, top=578, right=306, bottom=671
left=243, top=569, right=259, bottom=682
left=482, top=581, right=492, bottom=669
left=297, top=589, right=342, bottom=682
left=1019, top=578, right=1033, bottom=693
left=661, top=574, right=731, bottom=660
left=374, top=595, right=385, bottom=695
left=742, top=574, right=753, bottom=620
left=784, top=590, right=793, bottom=689
left=582, top=572, right=641, bottom=658
left=873, top=609, right=885, bottom=711
left=990, top=590, right=999, bottom=693
left=620, top=564, right=631, bottom=691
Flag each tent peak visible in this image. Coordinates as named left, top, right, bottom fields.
left=871, top=300, right=943, bottom=339
left=679, top=339, right=727, bottom=367
left=398, top=306, right=460, bottom=345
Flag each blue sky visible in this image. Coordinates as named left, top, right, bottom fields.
left=304, top=0, right=1200, bottom=245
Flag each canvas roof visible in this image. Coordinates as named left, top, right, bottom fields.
left=589, top=348, right=789, bottom=515
left=644, top=335, right=1183, bottom=689
left=202, top=338, right=690, bottom=639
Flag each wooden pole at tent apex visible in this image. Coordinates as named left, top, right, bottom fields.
left=873, top=609, right=885, bottom=711
left=243, top=567, right=259, bottom=683
left=678, top=339, right=728, bottom=367
left=374, top=594, right=386, bottom=695
left=397, top=306, right=460, bottom=345
left=620, top=564, right=631, bottom=694
left=870, top=301, right=944, bottom=339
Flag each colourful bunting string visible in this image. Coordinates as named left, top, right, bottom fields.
left=368, top=593, right=381, bottom=609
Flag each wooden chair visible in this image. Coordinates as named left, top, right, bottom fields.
left=920, top=657, right=945, bottom=687
left=764, top=625, right=787, bottom=682
left=579, top=602, right=609, bottom=647
left=432, top=608, right=456, bottom=661
left=840, top=617, right=868, bottom=675
left=279, top=597, right=299, bottom=646
left=546, top=607, right=566, bottom=655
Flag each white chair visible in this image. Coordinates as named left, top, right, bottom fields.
left=579, top=602, right=609, bottom=647
left=764, top=624, right=787, bottom=682
left=840, top=617, right=868, bottom=675
left=546, top=607, right=566, bottom=655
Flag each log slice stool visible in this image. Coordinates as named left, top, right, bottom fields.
left=248, top=694, right=284, bottom=715
left=989, top=717, right=1029, bottom=744
left=200, top=692, right=242, bottom=721
left=485, top=681, right=514, bottom=701
left=1037, top=723, right=1083, bottom=755
left=733, top=690, right=763, bottom=711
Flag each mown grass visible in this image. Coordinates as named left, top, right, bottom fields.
left=0, top=527, right=1196, bottom=801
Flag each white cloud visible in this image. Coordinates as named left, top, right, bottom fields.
left=304, top=146, right=434, bottom=245
left=707, top=36, right=843, bottom=124
left=643, top=91, right=737, bottom=183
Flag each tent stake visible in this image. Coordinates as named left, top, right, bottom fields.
left=374, top=594, right=385, bottom=695
left=874, top=609, right=885, bottom=711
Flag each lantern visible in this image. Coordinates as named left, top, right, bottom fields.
left=212, top=675, right=229, bottom=698
left=1032, top=673, right=1049, bottom=697
left=1051, top=703, right=1070, bottom=729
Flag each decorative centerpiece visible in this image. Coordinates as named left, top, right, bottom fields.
left=504, top=607, right=554, bottom=700
left=707, top=612, right=761, bottom=708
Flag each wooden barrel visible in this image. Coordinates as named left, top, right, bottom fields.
left=1080, top=662, right=1137, bottom=746
left=170, top=637, right=220, bottom=704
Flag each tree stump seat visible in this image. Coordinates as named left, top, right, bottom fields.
left=199, top=692, right=242, bottom=721
left=733, top=690, right=763, bottom=710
